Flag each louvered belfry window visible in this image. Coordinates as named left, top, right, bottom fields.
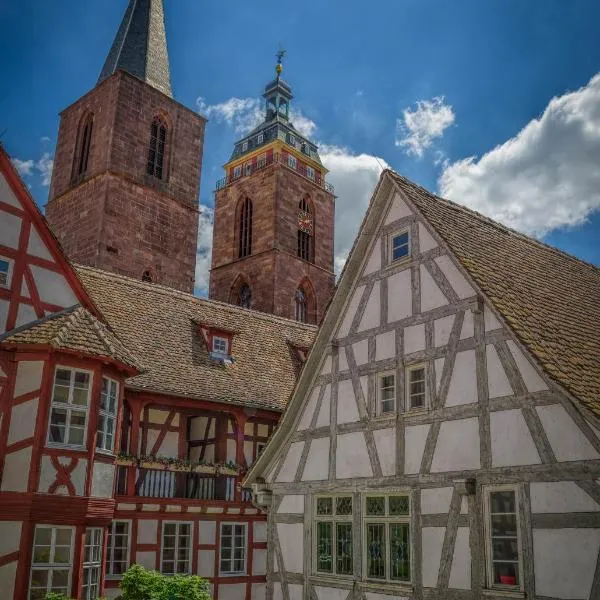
left=76, top=114, right=93, bottom=178
left=238, top=198, right=253, bottom=258
left=297, top=196, right=314, bottom=262
left=147, top=118, right=167, bottom=179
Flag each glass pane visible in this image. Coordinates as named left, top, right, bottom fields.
left=493, top=561, right=519, bottom=586
left=336, top=497, right=352, bottom=516
left=336, top=523, right=353, bottom=575
left=317, top=497, right=333, bottom=516
left=491, top=491, right=516, bottom=514
left=74, top=371, right=90, bottom=389
left=68, top=426, right=85, bottom=446
left=390, top=523, right=410, bottom=581
left=55, top=529, right=72, bottom=546
left=30, top=569, right=48, bottom=587
left=316, top=522, right=332, bottom=573
left=54, top=547, right=71, bottom=564
left=72, top=387, right=89, bottom=406
left=55, top=369, right=71, bottom=387
left=491, top=514, right=517, bottom=537
left=389, top=496, right=410, bottom=516
left=163, top=548, right=175, bottom=561
left=492, top=538, right=519, bottom=561
left=52, top=569, right=70, bottom=587
left=33, top=546, right=51, bottom=564
left=381, top=399, right=395, bottom=414
left=366, top=523, right=386, bottom=578
left=366, top=497, right=385, bottom=516
left=164, top=523, right=176, bottom=536
left=53, top=385, right=70, bottom=404
left=34, top=527, right=52, bottom=546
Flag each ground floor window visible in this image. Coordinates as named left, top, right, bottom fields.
left=220, top=523, right=247, bottom=575
left=106, top=521, right=130, bottom=578
left=29, top=525, right=74, bottom=600
left=161, top=522, right=192, bottom=575
left=82, top=528, right=103, bottom=600
left=314, top=495, right=354, bottom=576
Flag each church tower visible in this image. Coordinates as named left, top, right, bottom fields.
left=209, top=55, right=335, bottom=324
left=46, top=0, right=205, bottom=293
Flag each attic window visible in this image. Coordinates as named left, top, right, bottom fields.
left=390, top=230, right=410, bottom=262
left=257, top=133, right=264, bottom=144
left=242, top=141, right=248, bottom=152
left=212, top=336, right=228, bottom=355
left=197, top=323, right=236, bottom=365
left=0, top=257, right=13, bottom=288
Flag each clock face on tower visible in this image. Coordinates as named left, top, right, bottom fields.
left=298, top=209, right=313, bottom=235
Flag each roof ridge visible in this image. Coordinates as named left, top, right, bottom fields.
left=51, top=306, right=83, bottom=348
left=74, top=265, right=320, bottom=331
left=387, top=170, right=600, bottom=274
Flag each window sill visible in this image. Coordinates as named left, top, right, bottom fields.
left=361, top=580, right=413, bottom=594
left=385, top=255, right=412, bottom=270
left=46, top=442, right=87, bottom=451
left=219, top=571, right=247, bottom=578
left=309, top=574, right=353, bottom=587
left=482, top=588, right=524, bottom=599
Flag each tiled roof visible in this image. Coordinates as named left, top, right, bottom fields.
left=388, top=171, right=600, bottom=414
left=0, top=305, right=141, bottom=371
left=76, top=266, right=318, bottom=412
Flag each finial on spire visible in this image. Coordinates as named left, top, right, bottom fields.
left=275, top=45, right=286, bottom=77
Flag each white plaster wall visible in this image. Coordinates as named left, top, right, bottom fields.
left=336, top=286, right=364, bottom=339
left=253, top=549, right=267, bottom=575
left=460, top=310, right=474, bottom=339
left=506, top=340, right=548, bottom=392
left=254, top=521, right=267, bottom=543
left=302, top=437, right=329, bottom=481
left=373, top=428, right=395, bottom=476
left=484, top=305, right=502, bottom=331
left=420, top=264, right=448, bottom=311
left=198, top=549, right=215, bottom=577
left=315, top=586, right=351, bottom=600
left=431, top=418, right=480, bottom=472
left=30, top=265, right=77, bottom=307
left=0, top=522, right=22, bottom=555
left=219, top=583, right=246, bottom=600
left=531, top=482, right=600, bottom=513
left=273, top=582, right=283, bottom=600
left=0, top=446, right=31, bottom=492
left=277, top=495, right=305, bottom=514
left=252, top=583, right=266, bottom=600
left=0, top=174, right=22, bottom=207
left=418, top=222, right=438, bottom=252
left=358, top=281, right=380, bottom=331
left=421, top=487, right=453, bottom=514
left=277, top=523, right=303, bottom=572
left=422, top=527, right=445, bottom=587
left=315, top=385, right=330, bottom=428
left=70, top=458, right=87, bottom=495
left=0, top=212, right=21, bottom=249
left=353, top=339, right=369, bottom=365
left=366, top=593, right=409, bottom=600
left=486, top=345, right=513, bottom=398
left=385, top=193, right=412, bottom=223
left=14, top=360, right=43, bottom=397
left=320, top=355, right=332, bottom=375
left=404, top=323, right=425, bottom=355
left=445, top=350, right=478, bottom=406
left=137, top=519, right=158, bottom=544
left=276, top=442, right=305, bottom=483
left=336, top=431, right=373, bottom=479
left=434, top=255, right=475, bottom=299
left=91, top=462, right=115, bottom=497
left=536, top=404, right=599, bottom=462
left=434, top=314, right=454, bottom=347
left=490, top=409, right=541, bottom=467
left=38, top=455, right=55, bottom=492
left=387, top=269, right=412, bottom=323
left=288, top=583, right=303, bottom=600
left=16, top=304, right=37, bottom=328
left=298, top=388, right=320, bottom=430
left=0, top=562, right=17, bottom=600
left=7, top=397, right=38, bottom=444
left=404, top=424, right=430, bottom=474
left=375, top=331, right=395, bottom=361
left=148, top=408, right=170, bottom=424
left=27, top=228, right=53, bottom=260
left=199, top=521, right=216, bottom=544
left=146, top=429, right=178, bottom=457
left=136, top=551, right=156, bottom=569
left=363, top=238, right=381, bottom=275
left=449, top=527, right=471, bottom=589
left=434, top=358, right=444, bottom=393
left=337, top=379, right=359, bottom=424
left=533, top=528, right=600, bottom=599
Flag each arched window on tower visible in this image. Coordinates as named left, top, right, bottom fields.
left=297, top=196, right=313, bottom=262
left=147, top=117, right=167, bottom=179
left=238, top=284, right=252, bottom=309
left=295, top=288, right=308, bottom=323
left=238, top=197, right=253, bottom=258
left=142, top=270, right=153, bottom=283
left=74, top=113, right=94, bottom=180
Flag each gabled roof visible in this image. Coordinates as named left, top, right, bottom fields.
left=77, top=266, right=317, bottom=411
left=0, top=305, right=141, bottom=372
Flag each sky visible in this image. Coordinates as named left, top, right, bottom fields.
left=2, top=0, right=600, bottom=295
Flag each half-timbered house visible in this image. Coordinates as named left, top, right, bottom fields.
left=245, top=169, right=600, bottom=600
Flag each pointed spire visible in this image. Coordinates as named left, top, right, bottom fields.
left=98, top=0, right=172, bottom=97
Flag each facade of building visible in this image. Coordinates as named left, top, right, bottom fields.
left=245, top=170, right=600, bottom=600
left=209, top=57, right=336, bottom=325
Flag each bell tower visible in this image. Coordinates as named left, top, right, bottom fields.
left=209, top=54, right=336, bottom=324
left=45, top=0, right=205, bottom=293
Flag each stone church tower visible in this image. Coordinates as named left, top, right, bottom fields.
left=46, top=0, right=205, bottom=293
left=209, top=56, right=336, bottom=324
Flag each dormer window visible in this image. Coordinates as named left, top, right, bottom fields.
left=197, top=323, right=236, bottom=365
left=212, top=336, right=228, bottom=355
left=289, top=134, right=296, bottom=146
left=257, top=132, right=264, bottom=144
left=242, top=141, right=248, bottom=152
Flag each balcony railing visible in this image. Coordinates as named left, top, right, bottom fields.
left=215, top=152, right=335, bottom=194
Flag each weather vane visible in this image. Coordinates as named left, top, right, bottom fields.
left=276, top=45, right=286, bottom=76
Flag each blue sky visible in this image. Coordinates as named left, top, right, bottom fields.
left=2, top=0, right=599, bottom=293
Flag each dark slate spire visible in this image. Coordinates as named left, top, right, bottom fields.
left=98, top=0, right=172, bottom=97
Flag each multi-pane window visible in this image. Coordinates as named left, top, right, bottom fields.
left=242, top=141, right=248, bottom=152
left=29, top=525, right=73, bottom=600
left=391, top=230, right=410, bottom=262
left=306, top=165, right=315, bottom=180
left=233, top=165, right=242, bottom=179
left=48, top=368, right=91, bottom=447
left=288, top=154, right=297, bottom=169
left=485, top=488, right=521, bottom=588
left=378, top=372, right=396, bottom=415
left=161, top=522, right=192, bottom=575
left=106, top=521, right=130, bottom=578
left=220, top=523, right=246, bottom=575
left=238, top=197, right=253, bottom=258
left=76, top=114, right=93, bottom=178
left=147, top=118, right=167, bottom=179
left=212, top=336, right=228, bottom=355
left=238, top=284, right=251, bottom=309
left=295, top=288, right=308, bottom=323
left=406, top=365, right=427, bottom=410
left=82, top=528, right=102, bottom=600
left=0, top=257, right=13, bottom=288
left=289, top=135, right=296, bottom=146
left=364, top=494, right=410, bottom=582
left=257, top=154, right=266, bottom=168
left=244, top=162, right=252, bottom=176
left=97, top=377, right=118, bottom=452
left=257, top=133, right=264, bottom=144
left=314, top=496, right=354, bottom=576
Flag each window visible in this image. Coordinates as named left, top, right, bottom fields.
left=378, top=372, right=396, bottom=415
left=220, top=523, right=247, bottom=575
left=212, top=336, right=228, bottom=355
left=82, top=528, right=102, bottom=600
left=244, top=162, right=252, bottom=176
left=75, top=114, right=93, bottom=178
left=48, top=368, right=91, bottom=447
left=257, top=153, right=266, bottom=168
left=295, top=288, right=308, bottom=323
left=29, top=525, right=73, bottom=600
left=297, top=196, right=313, bottom=262
left=390, top=230, right=410, bottom=262
left=257, top=132, right=264, bottom=144
left=364, top=494, right=410, bottom=582
left=161, top=522, right=192, bottom=575
left=298, top=231, right=312, bottom=261
left=306, top=165, right=315, bottom=180
left=256, top=442, right=266, bottom=455
left=289, top=134, right=296, bottom=146
left=146, top=117, right=167, bottom=179
left=314, top=496, right=353, bottom=576
left=485, top=487, right=521, bottom=589
left=97, top=377, right=118, bottom=452
left=288, top=154, right=297, bottom=169
left=406, top=365, right=427, bottom=410
left=142, top=270, right=153, bottom=283
left=242, top=141, right=248, bottom=152
left=106, top=521, right=130, bottom=578
left=233, top=165, right=242, bottom=179
left=238, top=197, right=253, bottom=258
left=238, top=284, right=251, bottom=309
left=0, top=257, right=13, bottom=288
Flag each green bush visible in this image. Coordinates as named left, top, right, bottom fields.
left=120, top=564, right=211, bottom=600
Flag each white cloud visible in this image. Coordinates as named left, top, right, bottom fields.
left=439, top=72, right=600, bottom=236
left=289, top=110, right=317, bottom=138
left=12, top=158, right=34, bottom=176
left=194, top=205, right=214, bottom=296
left=37, top=153, right=54, bottom=187
left=396, top=96, right=455, bottom=157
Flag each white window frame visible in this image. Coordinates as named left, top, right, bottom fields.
left=97, top=377, right=119, bottom=453
left=405, top=364, right=428, bottom=412
left=106, top=520, right=131, bottom=579
left=0, top=255, right=14, bottom=288
left=257, top=153, right=266, bottom=168
left=161, top=521, right=193, bottom=575
left=257, top=132, right=264, bottom=144
left=483, top=485, right=523, bottom=591
left=289, top=134, right=296, bottom=146
left=233, top=165, right=242, bottom=179
left=313, top=495, right=354, bottom=577
left=244, top=162, right=252, bottom=176
left=82, top=527, right=103, bottom=600
left=47, top=366, right=93, bottom=449
left=377, top=371, right=396, bottom=416
left=362, top=492, right=411, bottom=584
left=288, top=154, right=297, bottom=169
left=29, top=525, right=74, bottom=600
left=389, top=229, right=411, bottom=263
left=242, top=141, right=248, bottom=152
left=306, top=165, right=315, bottom=180
left=219, top=522, right=247, bottom=576
left=212, top=336, right=229, bottom=355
